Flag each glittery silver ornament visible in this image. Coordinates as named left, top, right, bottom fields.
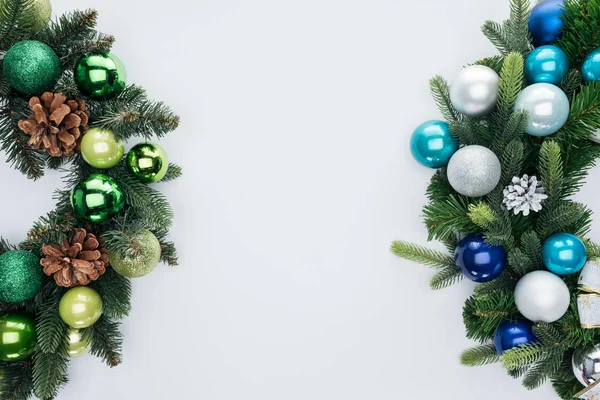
left=446, top=145, right=501, bottom=197
left=580, top=260, right=600, bottom=294
left=450, top=65, right=500, bottom=117
left=502, top=175, right=548, bottom=216
left=578, top=294, right=600, bottom=329
left=514, top=270, right=570, bottom=323
left=573, top=345, right=600, bottom=387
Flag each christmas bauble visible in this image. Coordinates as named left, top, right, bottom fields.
left=493, top=320, right=536, bottom=355
left=127, top=143, right=169, bottom=183
left=514, top=270, right=570, bottom=323
left=2, top=40, right=61, bottom=95
left=582, top=49, right=600, bottom=82
left=0, top=0, right=52, bottom=32
left=80, top=128, right=125, bottom=169
left=446, top=145, right=501, bottom=197
left=71, top=174, right=125, bottom=223
left=0, top=313, right=36, bottom=362
left=525, top=45, right=569, bottom=85
left=108, top=229, right=162, bottom=278
left=573, top=345, right=600, bottom=387
left=514, top=83, right=569, bottom=137
left=0, top=251, right=43, bottom=304
left=67, top=328, right=91, bottom=357
left=450, top=65, right=500, bottom=117
left=542, top=233, right=587, bottom=276
left=455, top=234, right=506, bottom=282
left=74, top=53, right=127, bottom=99
left=528, top=0, right=566, bottom=47
left=410, top=121, right=458, bottom=168
left=59, top=287, right=103, bottom=329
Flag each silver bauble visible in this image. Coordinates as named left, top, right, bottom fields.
left=450, top=65, right=500, bottom=117
left=573, top=345, right=600, bottom=387
left=446, top=145, right=501, bottom=197
left=514, top=271, right=570, bottom=323
left=514, top=83, right=570, bottom=137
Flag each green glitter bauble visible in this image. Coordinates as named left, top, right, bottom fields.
left=74, top=53, right=127, bottom=99
left=127, top=143, right=169, bottom=183
left=0, top=251, right=44, bottom=304
left=0, top=313, right=37, bottom=362
left=80, top=128, right=125, bottom=169
left=71, top=174, right=125, bottom=223
left=108, top=229, right=162, bottom=278
left=3, top=40, right=61, bottom=95
left=59, top=287, right=103, bottom=329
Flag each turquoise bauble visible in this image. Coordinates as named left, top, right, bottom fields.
left=74, top=53, right=127, bottom=99
left=3, top=40, right=61, bottom=95
left=0, top=313, right=37, bottom=362
left=543, top=233, right=587, bottom=275
left=514, top=83, right=569, bottom=137
left=525, top=45, right=569, bottom=85
left=528, top=0, right=566, bottom=47
left=582, top=49, right=600, bottom=82
left=108, top=229, right=162, bottom=278
left=0, top=251, right=44, bottom=304
left=127, top=143, right=169, bottom=182
left=71, top=174, right=125, bottom=223
left=410, top=121, right=458, bottom=168
left=59, top=287, right=103, bottom=329
left=80, top=128, right=125, bottom=169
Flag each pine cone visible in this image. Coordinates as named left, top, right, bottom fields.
left=41, top=229, right=108, bottom=287
left=17, top=92, right=90, bottom=157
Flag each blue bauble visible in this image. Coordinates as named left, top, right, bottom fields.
left=543, top=233, right=587, bottom=276
left=514, top=83, right=569, bottom=137
left=582, top=49, right=600, bottom=82
left=455, top=235, right=507, bottom=283
left=525, top=45, right=569, bottom=85
left=493, top=320, right=537, bottom=355
left=528, top=0, right=566, bottom=47
left=410, top=120, right=458, bottom=168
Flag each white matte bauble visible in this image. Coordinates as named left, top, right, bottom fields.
left=446, top=145, right=501, bottom=197
left=450, top=65, right=500, bottom=117
left=514, top=83, right=570, bottom=137
left=514, top=271, right=570, bottom=323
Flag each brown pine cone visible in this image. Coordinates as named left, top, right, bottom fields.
left=17, top=92, right=90, bottom=157
left=41, top=229, right=108, bottom=287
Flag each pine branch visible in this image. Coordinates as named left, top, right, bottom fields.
left=501, top=342, right=548, bottom=370
left=468, top=202, right=497, bottom=229
left=556, top=0, right=600, bottom=66
left=158, top=237, right=179, bottom=267
left=482, top=21, right=510, bottom=55
left=423, top=195, right=478, bottom=242
left=35, top=287, right=68, bottom=354
left=508, top=248, right=534, bottom=276
left=521, top=231, right=543, bottom=270
left=161, top=163, right=183, bottom=182
left=19, top=210, right=77, bottom=253
left=536, top=202, right=588, bottom=238
left=504, top=0, right=532, bottom=56
left=91, top=268, right=132, bottom=320
left=539, top=141, right=564, bottom=201
left=32, top=349, right=69, bottom=400
left=429, top=76, right=461, bottom=123
left=87, top=316, right=123, bottom=368
left=0, top=0, right=34, bottom=49
left=0, top=360, right=34, bottom=400
left=460, top=344, right=500, bottom=367
left=500, top=140, right=525, bottom=185
left=463, top=290, right=519, bottom=342
left=429, top=266, right=464, bottom=290
left=559, top=69, right=582, bottom=99
left=390, top=241, right=455, bottom=269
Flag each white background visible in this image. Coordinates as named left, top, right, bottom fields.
left=8, top=0, right=600, bottom=399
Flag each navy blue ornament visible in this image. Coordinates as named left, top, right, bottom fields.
left=582, top=49, right=600, bottom=82
left=410, top=120, right=458, bottom=168
left=525, top=45, right=569, bottom=85
left=455, top=235, right=507, bottom=283
left=542, top=233, right=587, bottom=276
left=528, top=0, right=566, bottom=47
left=493, top=320, right=537, bottom=355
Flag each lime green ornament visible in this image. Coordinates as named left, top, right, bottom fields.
left=71, top=174, right=124, bottom=223
left=0, top=251, right=43, bottom=304
left=74, top=53, right=127, bottom=99
left=59, top=287, right=103, bottom=329
left=127, top=143, right=169, bottom=183
left=23, top=0, right=52, bottom=32
left=3, top=40, right=61, bottom=95
left=109, top=229, right=162, bottom=278
left=67, top=328, right=91, bottom=357
left=81, top=128, right=125, bottom=169
left=0, top=313, right=37, bottom=362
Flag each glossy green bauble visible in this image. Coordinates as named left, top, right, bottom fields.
left=67, top=328, right=91, bottom=357
left=0, top=251, right=43, bottom=304
left=108, top=229, right=162, bottom=278
left=81, top=128, right=125, bottom=169
left=127, top=143, right=169, bottom=183
left=59, top=287, right=103, bottom=329
left=3, top=40, right=61, bottom=95
left=71, top=174, right=125, bottom=223
left=74, top=53, right=127, bottom=99
left=0, top=313, right=37, bottom=362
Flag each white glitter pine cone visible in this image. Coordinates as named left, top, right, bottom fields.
left=502, top=175, right=548, bottom=216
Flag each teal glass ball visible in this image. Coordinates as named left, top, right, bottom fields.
left=525, top=45, right=569, bottom=85
left=3, top=40, right=61, bottom=95
left=71, top=174, right=125, bottom=223
left=127, top=143, right=169, bottom=183
left=582, top=49, right=600, bottom=82
left=0, top=313, right=37, bottom=362
left=0, top=251, right=44, bottom=304
left=410, top=120, right=458, bottom=168
left=108, top=229, right=162, bottom=278
left=543, top=233, right=587, bottom=275
left=74, top=53, right=127, bottom=99
left=80, top=128, right=125, bottom=169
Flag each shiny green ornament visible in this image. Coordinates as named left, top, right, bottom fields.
left=74, top=53, right=127, bottom=99
left=109, top=229, right=162, bottom=278
left=81, top=128, right=125, bottom=169
left=0, top=313, right=37, bottom=362
left=67, top=328, right=91, bottom=357
left=3, top=40, right=61, bottom=95
left=0, top=251, right=43, bottom=304
left=127, top=143, right=169, bottom=183
left=71, top=174, right=125, bottom=223
left=59, top=287, right=103, bottom=329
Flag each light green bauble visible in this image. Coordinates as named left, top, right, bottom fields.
left=108, top=229, right=162, bottom=278
left=59, top=287, right=103, bottom=329
left=80, top=128, right=125, bottom=169
left=67, top=328, right=91, bottom=357
left=0, top=0, right=52, bottom=32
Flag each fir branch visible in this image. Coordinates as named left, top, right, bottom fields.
left=426, top=170, right=453, bottom=202
left=0, top=0, right=34, bottom=49
left=158, top=237, right=179, bottom=266
left=423, top=195, right=478, bottom=242
left=556, top=0, right=600, bottom=66
left=497, top=52, right=525, bottom=114
left=500, top=140, right=525, bottom=185
left=536, top=202, right=588, bottom=238
left=474, top=56, right=505, bottom=74
left=87, top=316, right=123, bottom=368
left=508, top=248, right=534, bottom=276
left=495, top=111, right=528, bottom=156
left=539, top=140, right=564, bottom=201
left=521, top=231, right=543, bottom=270
left=32, top=349, right=69, bottom=400
left=504, top=0, right=532, bottom=56
left=161, top=163, right=183, bottom=182
left=19, top=210, right=77, bottom=253
left=0, top=360, right=34, bottom=400
left=39, top=9, right=99, bottom=52
left=559, top=69, right=582, bottom=99
left=474, top=271, right=517, bottom=295
left=429, top=76, right=461, bottom=123
left=91, top=268, right=132, bottom=320
left=429, top=266, right=464, bottom=290
left=460, top=344, right=500, bottom=367
left=468, top=202, right=497, bottom=229
left=463, top=290, right=519, bottom=342
left=501, top=342, right=548, bottom=370
left=390, top=241, right=455, bottom=269
left=35, top=286, right=68, bottom=354
left=482, top=21, right=510, bottom=55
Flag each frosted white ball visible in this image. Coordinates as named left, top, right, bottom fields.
left=450, top=65, right=500, bottom=117
left=514, top=271, right=570, bottom=323
left=446, top=145, right=501, bottom=197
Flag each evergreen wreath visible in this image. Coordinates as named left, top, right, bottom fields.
left=0, top=1, right=180, bottom=399
left=392, top=0, right=600, bottom=399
